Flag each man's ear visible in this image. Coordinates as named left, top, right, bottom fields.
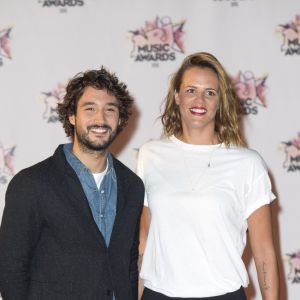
left=69, top=114, right=75, bottom=126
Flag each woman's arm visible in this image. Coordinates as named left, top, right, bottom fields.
left=247, top=204, right=279, bottom=300
left=138, top=206, right=151, bottom=300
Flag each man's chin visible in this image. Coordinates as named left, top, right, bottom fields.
left=87, top=142, right=111, bottom=152
left=88, top=136, right=116, bottom=150
left=76, top=131, right=117, bottom=152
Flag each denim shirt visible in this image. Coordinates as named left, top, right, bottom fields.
left=63, top=143, right=117, bottom=247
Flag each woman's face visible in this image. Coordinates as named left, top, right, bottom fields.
left=175, top=66, right=220, bottom=135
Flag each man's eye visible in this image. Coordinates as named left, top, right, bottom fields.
left=85, top=107, right=94, bottom=111
left=107, top=107, right=117, bottom=112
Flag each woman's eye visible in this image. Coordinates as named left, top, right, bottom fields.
left=186, top=88, right=195, bottom=94
left=206, top=90, right=216, bottom=96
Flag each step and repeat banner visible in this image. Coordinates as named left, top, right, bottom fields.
left=0, top=0, right=299, bottom=299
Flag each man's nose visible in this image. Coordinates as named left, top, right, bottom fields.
left=94, top=109, right=106, bottom=124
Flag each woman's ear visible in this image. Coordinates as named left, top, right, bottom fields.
left=175, top=91, right=180, bottom=105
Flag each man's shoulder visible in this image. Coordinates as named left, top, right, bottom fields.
left=9, top=156, right=53, bottom=185
left=4, top=158, right=53, bottom=198
left=112, top=155, right=137, bottom=177
left=112, top=156, right=143, bottom=186
left=8, top=145, right=65, bottom=186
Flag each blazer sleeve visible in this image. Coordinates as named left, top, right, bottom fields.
left=0, top=170, right=41, bottom=300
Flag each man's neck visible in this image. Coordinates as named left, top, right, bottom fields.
left=71, top=144, right=108, bottom=173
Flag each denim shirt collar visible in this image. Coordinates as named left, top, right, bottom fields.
left=63, top=143, right=114, bottom=178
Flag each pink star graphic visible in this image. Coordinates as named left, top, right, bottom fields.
left=0, top=145, right=16, bottom=176
left=0, top=27, right=12, bottom=59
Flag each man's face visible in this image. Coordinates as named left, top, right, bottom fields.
left=69, top=86, right=120, bottom=152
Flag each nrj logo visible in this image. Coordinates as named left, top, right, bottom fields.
left=0, top=143, right=16, bottom=185
left=38, top=0, right=84, bottom=12
left=41, top=83, right=66, bottom=123
left=278, top=14, right=300, bottom=55
left=129, top=16, right=185, bottom=65
left=285, top=250, right=300, bottom=284
left=230, top=71, right=268, bottom=115
left=0, top=27, right=12, bottom=67
left=280, top=132, right=300, bottom=172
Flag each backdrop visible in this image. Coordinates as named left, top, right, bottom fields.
left=0, top=0, right=299, bottom=299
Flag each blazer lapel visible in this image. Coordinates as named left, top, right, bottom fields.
left=108, top=157, right=128, bottom=249
left=51, top=145, right=107, bottom=247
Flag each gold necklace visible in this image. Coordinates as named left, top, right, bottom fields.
left=181, top=143, right=222, bottom=191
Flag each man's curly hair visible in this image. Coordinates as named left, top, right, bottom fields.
left=58, top=66, right=134, bottom=138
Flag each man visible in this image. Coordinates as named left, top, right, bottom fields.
left=0, top=67, right=144, bottom=300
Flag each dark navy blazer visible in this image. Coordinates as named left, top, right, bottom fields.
left=0, top=145, right=144, bottom=300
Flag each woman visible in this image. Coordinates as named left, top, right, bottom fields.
left=137, top=52, right=279, bottom=300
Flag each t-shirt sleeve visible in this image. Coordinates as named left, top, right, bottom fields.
left=136, top=146, right=148, bottom=207
left=243, top=153, right=276, bottom=219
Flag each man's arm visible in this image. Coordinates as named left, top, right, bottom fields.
left=0, top=172, right=41, bottom=300
left=248, top=204, right=279, bottom=300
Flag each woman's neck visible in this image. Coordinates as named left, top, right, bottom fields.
left=176, top=130, right=219, bottom=145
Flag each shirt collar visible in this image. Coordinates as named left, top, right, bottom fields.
left=63, top=143, right=114, bottom=176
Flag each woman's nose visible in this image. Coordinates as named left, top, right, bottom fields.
left=194, top=91, right=205, bottom=102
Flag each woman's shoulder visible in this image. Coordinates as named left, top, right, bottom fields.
left=139, top=136, right=172, bottom=152
left=227, top=145, right=267, bottom=168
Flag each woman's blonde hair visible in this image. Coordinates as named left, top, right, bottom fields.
left=161, top=52, right=244, bottom=146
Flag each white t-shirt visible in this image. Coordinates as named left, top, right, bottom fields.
left=136, top=135, right=275, bottom=298
left=93, top=159, right=108, bottom=189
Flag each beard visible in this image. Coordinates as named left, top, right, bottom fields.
left=75, top=124, right=118, bottom=152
